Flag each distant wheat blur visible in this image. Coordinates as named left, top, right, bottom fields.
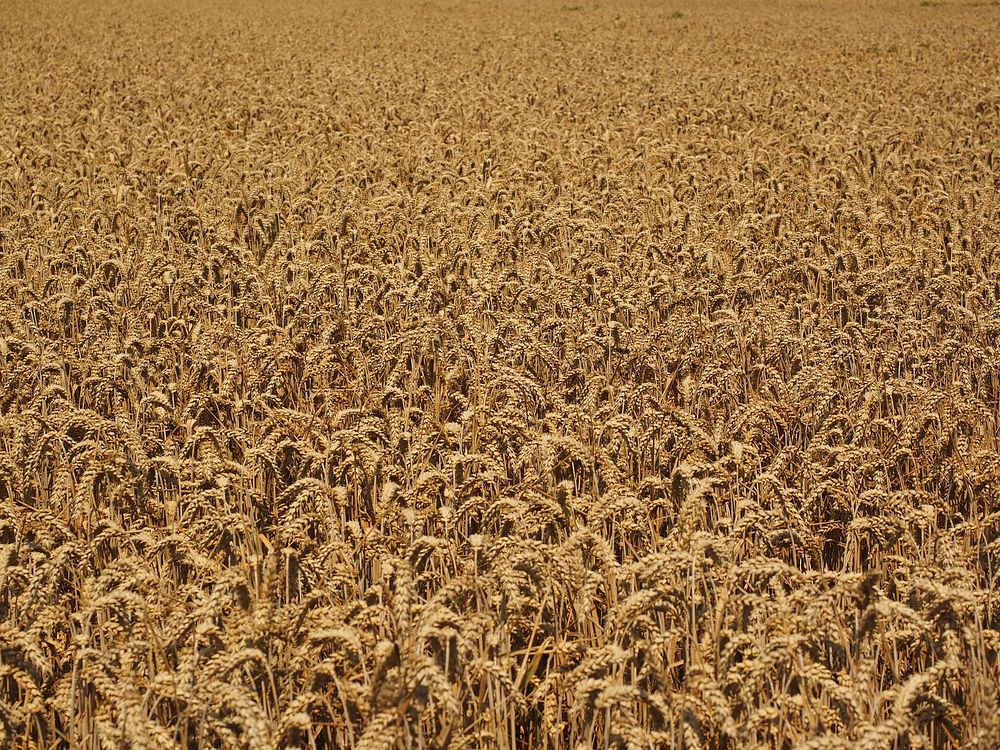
left=1, top=0, right=999, bottom=747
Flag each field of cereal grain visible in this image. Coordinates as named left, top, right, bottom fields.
left=1, top=0, right=1000, bottom=747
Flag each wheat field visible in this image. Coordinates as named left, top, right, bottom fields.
left=1, top=0, right=999, bottom=747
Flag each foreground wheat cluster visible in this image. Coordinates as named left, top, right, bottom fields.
left=1, top=0, right=999, bottom=747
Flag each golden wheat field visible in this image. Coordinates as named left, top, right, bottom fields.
left=1, top=0, right=1000, bottom=747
